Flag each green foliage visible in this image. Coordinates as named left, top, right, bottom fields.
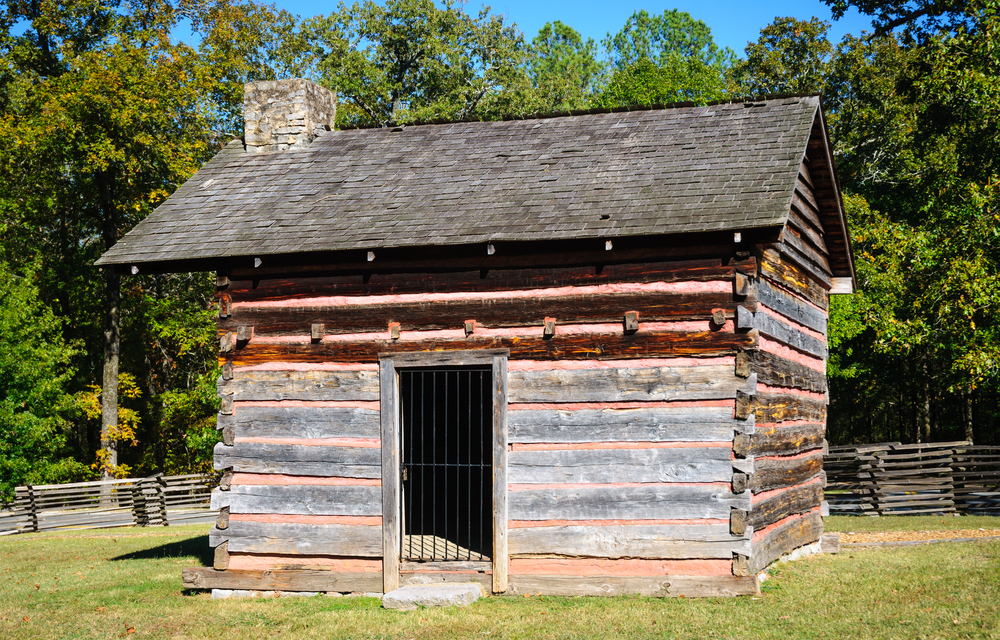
left=596, top=9, right=735, bottom=107
left=734, top=16, right=834, bottom=95
left=526, top=21, right=603, bottom=112
left=0, top=261, right=90, bottom=499
left=300, top=0, right=534, bottom=127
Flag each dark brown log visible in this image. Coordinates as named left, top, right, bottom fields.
left=750, top=482, right=824, bottom=530
left=734, top=273, right=751, bottom=297
left=776, top=241, right=832, bottom=287
left=755, top=279, right=827, bottom=334
left=751, top=453, right=824, bottom=493
left=182, top=568, right=382, bottom=593
left=750, top=423, right=826, bottom=457
left=753, top=394, right=827, bottom=423
left=744, top=350, right=826, bottom=393
left=755, top=246, right=828, bottom=310
left=221, top=291, right=756, bottom=336
left=735, top=350, right=752, bottom=378
left=227, top=256, right=759, bottom=301
left=507, top=574, right=759, bottom=598
left=735, top=391, right=753, bottom=420
left=227, top=330, right=760, bottom=366
left=787, top=200, right=828, bottom=254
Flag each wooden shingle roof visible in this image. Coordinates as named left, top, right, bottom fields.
left=98, top=96, right=850, bottom=277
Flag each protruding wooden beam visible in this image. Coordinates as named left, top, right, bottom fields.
left=733, top=433, right=751, bottom=458
left=219, top=332, right=234, bottom=353
left=389, top=322, right=401, bottom=340
left=220, top=395, right=234, bottom=415
left=236, top=325, right=254, bottom=343
left=311, top=323, right=325, bottom=343
left=732, top=553, right=750, bottom=577
left=732, top=472, right=748, bottom=494
left=736, top=306, right=755, bottom=331
left=213, top=541, right=229, bottom=570
left=464, top=320, right=476, bottom=336
left=216, top=506, right=230, bottom=530
left=221, top=422, right=235, bottom=446
left=218, top=294, right=231, bottom=319
left=216, top=275, right=230, bottom=289
left=735, top=351, right=752, bottom=378
left=623, top=311, right=639, bottom=333
left=711, top=308, right=726, bottom=327
left=735, top=391, right=753, bottom=420
left=734, top=273, right=751, bottom=298
left=730, top=508, right=748, bottom=536
left=543, top=317, right=556, bottom=339
left=219, top=469, right=233, bottom=491
left=222, top=361, right=233, bottom=380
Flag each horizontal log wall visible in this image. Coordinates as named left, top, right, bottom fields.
left=744, top=234, right=830, bottom=574
left=208, top=248, right=797, bottom=592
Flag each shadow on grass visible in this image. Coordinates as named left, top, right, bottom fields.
left=111, top=534, right=214, bottom=566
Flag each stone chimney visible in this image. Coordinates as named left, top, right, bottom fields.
left=243, top=79, right=337, bottom=154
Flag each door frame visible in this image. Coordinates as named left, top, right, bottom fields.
left=379, top=349, right=508, bottom=594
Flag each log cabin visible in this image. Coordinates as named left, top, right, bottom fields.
left=97, top=79, right=855, bottom=598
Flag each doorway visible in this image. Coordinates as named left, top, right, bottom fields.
left=399, top=366, right=493, bottom=562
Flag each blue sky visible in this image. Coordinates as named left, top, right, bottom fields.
left=259, top=0, right=875, bottom=55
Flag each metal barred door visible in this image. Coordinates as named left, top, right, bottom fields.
left=398, top=367, right=493, bottom=562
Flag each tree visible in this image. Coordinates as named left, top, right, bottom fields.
left=0, top=261, right=89, bottom=499
left=299, top=0, right=534, bottom=127
left=597, top=9, right=735, bottom=106
left=0, top=0, right=290, bottom=477
left=734, top=17, right=834, bottom=96
left=819, top=1, right=1000, bottom=444
left=526, top=21, right=603, bottom=112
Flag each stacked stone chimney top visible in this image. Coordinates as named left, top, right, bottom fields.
left=243, top=79, right=337, bottom=154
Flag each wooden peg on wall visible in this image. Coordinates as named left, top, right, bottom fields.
left=464, top=320, right=476, bottom=336
left=734, top=272, right=751, bottom=297
left=311, top=323, right=325, bottom=343
left=236, top=325, right=254, bottom=343
left=543, top=317, right=556, bottom=339
left=389, top=322, right=401, bottom=340
left=623, top=311, right=639, bottom=333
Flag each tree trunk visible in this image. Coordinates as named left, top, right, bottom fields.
left=99, top=173, right=120, bottom=486
left=964, top=389, right=974, bottom=443
left=920, top=356, right=931, bottom=443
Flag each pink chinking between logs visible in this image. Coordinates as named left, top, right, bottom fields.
left=508, top=558, right=733, bottom=576
left=508, top=518, right=726, bottom=528
left=231, top=473, right=380, bottom=486
left=227, top=555, right=382, bottom=572
left=229, top=280, right=734, bottom=310
left=509, top=441, right=732, bottom=451
left=246, top=321, right=734, bottom=344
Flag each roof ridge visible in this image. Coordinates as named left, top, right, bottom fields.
left=337, top=93, right=821, bottom=131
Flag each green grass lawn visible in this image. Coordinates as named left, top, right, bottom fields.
left=824, top=514, right=1000, bottom=533
left=1, top=520, right=999, bottom=639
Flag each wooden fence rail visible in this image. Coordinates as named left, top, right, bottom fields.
left=825, top=442, right=1000, bottom=516
left=0, top=474, right=217, bottom=535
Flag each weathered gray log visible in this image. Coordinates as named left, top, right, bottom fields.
left=509, top=484, right=748, bottom=520
left=507, top=575, right=758, bottom=598
left=221, top=406, right=380, bottom=439
left=737, top=309, right=827, bottom=359
left=210, top=484, right=381, bottom=516
left=182, top=568, right=382, bottom=593
left=209, top=521, right=382, bottom=556
left=509, top=447, right=733, bottom=484
left=219, top=369, right=380, bottom=402
left=749, top=482, right=824, bottom=530
left=508, top=367, right=756, bottom=403
left=508, top=407, right=751, bottom=443
left=751, top=453, right=824, bottom=493
left=749, top=511, right=823, bottom=574
left=755, top=279, right=827, bottom=334
left=508, top=523, right=750, bottom=558
left=400, top=572, right=492, bottom=589
left=213, top=441, right=381, bottom=478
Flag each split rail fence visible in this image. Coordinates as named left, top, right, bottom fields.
left=824, top=441, right=1000, bottom=515
left=0, top=474, right=217, bottom=535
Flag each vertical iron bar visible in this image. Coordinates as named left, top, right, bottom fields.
left=444, top=370, right=449, bottom=559
left=407, top=372, right=414, bottom=560
left=420, top=371, right=426, bottom=560
left=432, top=371, right=437, bottom=559
left=478, top=369, right=484, bottom=560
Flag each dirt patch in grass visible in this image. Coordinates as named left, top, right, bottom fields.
left=840, top=529, right=1000, bottom=543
